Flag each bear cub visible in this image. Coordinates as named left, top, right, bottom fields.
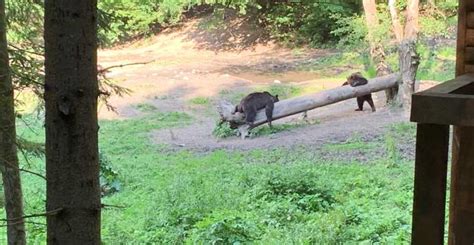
left=342, top=72, right=376, bottom=112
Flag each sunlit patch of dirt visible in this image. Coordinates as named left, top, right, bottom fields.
left=97, top=16, right=437, bottom=151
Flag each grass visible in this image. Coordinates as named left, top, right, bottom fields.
left=99, top=148, right=413, bottom=244
left=251, top=123, right=302, bottom=137
left=390, top=122, right=417, bottom=138
left=6, top=113, right=416, bottom=244
left=323, top=139, right=377, bottom=152
left=188, top=96, right=212, bottom=105
left=262, top=84, right=303, bottom=99
left=135, top=103, right=158, bottom=112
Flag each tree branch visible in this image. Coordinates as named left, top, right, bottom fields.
left=0, top=208, right=63, bottom=222
left=0, top=156, right=46, bottom=180
left=19, top=168, right=46, bottom=180
left=99, top=60, right=155, bottom=73
left=8, top=44, right=43, bottom=56
left=101, top=204, right=126, bottom=209
left=0, top=220, right=46, bottom=227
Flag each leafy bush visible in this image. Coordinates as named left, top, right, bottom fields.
left=257, top=174, right=337, bottom=213
left=99, top=152, right=121, bottom=196
left=437, top=0, right=458, bottom=16
left=193, top=216, right=262, bottom=243
left=331, top=14, right=368, bottom=48
left=419, top=16, right=453, bottom=38
left=212, top=121, right=236, bottom=138
left=97, top=0, right=258, bottom=45
left=262, top=1, right=361, bottom=46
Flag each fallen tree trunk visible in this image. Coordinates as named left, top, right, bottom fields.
left=218, top=73, right=400, bottom=137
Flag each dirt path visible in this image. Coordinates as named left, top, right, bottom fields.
left=98, top=19, right=433, bottom=152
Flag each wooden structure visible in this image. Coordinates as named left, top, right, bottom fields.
left=410, top=0, right=474, bottom=244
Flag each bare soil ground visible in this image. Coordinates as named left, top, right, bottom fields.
left=98, top=18, right=435, bottom=152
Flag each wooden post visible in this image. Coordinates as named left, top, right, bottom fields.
left=411, top=124, right=449, bottom=244
left=448, top=127, right=474, bottom=244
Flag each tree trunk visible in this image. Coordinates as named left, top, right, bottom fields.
left=405, top=0, right=420, bottom=40
left=398, top=40, right=420, bottom=109
left=398, top=0, right=420, bottom=109
left=363, top=0, right=397, bottom=103
left=389, top=0, right=404, bottom=43
left=44, top=0, right=100, bottom=244
left=219, top=73, right=400, bottom=137
left=0, top=0, right=26, bottom=244
left=427, top=0, right=435, bottom=8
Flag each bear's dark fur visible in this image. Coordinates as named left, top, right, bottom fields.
left=233, top=91, right=279, bottom=127
left=342, top=72, right=376, bottom=112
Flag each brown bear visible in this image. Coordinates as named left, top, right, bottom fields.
left=233, top=91, right=279, bottom=127
left=342, top=72, right=376, bottom=112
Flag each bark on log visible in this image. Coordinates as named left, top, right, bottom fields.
left=218, top=73, right=400, bottom=137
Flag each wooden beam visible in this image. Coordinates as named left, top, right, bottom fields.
left=411, top=93, right=474, bottom=126
left=448, top=126, right=474, bottom=245
left=411, top=74, right=474, bottom=125
left=416, top=73, right=474, bottom=94
left=411, top=124, right=449, bottom=245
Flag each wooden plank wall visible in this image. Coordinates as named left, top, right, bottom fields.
left=458, top=1, right=474, bottom=74
left=449, top=1, right=474, bottom=244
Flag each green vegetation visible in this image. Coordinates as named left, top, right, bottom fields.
left=263, top=84, right=302, bottom=100
left=99, top=121, right=415, bottom=243
left=251, top=123, right=302, bottom=137
left=213, top=119, right=314, bottom=139
left=212, top=121, right=236, bottom=138
left=135, top=103, right=158, bottom=112
left=323, top=136, right=377, bottom=153
left=3, top=0, right=459, bottom=242
left=7, top=114, right=416, bottom=243
left=189, top=96, right=212, bottom=105
left=415, top=45, right=456, bottom=81
left=297, top=45, right=456, bottom=82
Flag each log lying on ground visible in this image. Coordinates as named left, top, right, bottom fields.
left=218, top=73, right=400, bottom=137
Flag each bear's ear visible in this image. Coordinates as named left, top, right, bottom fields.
left=275, top=95, right=279, bottom=100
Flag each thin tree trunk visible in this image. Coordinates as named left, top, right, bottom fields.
left=363, top=0, right=397, bottom=103
left=0, top=0, right=26, bottom=244
left=389, top=0, right=404, bottom=43
left=44, top=0, right=100, bottom=243
left=398, top=0, right=420, bottom=109
left=405, top=0, right=420, bottom=39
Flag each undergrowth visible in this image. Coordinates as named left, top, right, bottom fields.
left=7, top=113, right=416, bottom=244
